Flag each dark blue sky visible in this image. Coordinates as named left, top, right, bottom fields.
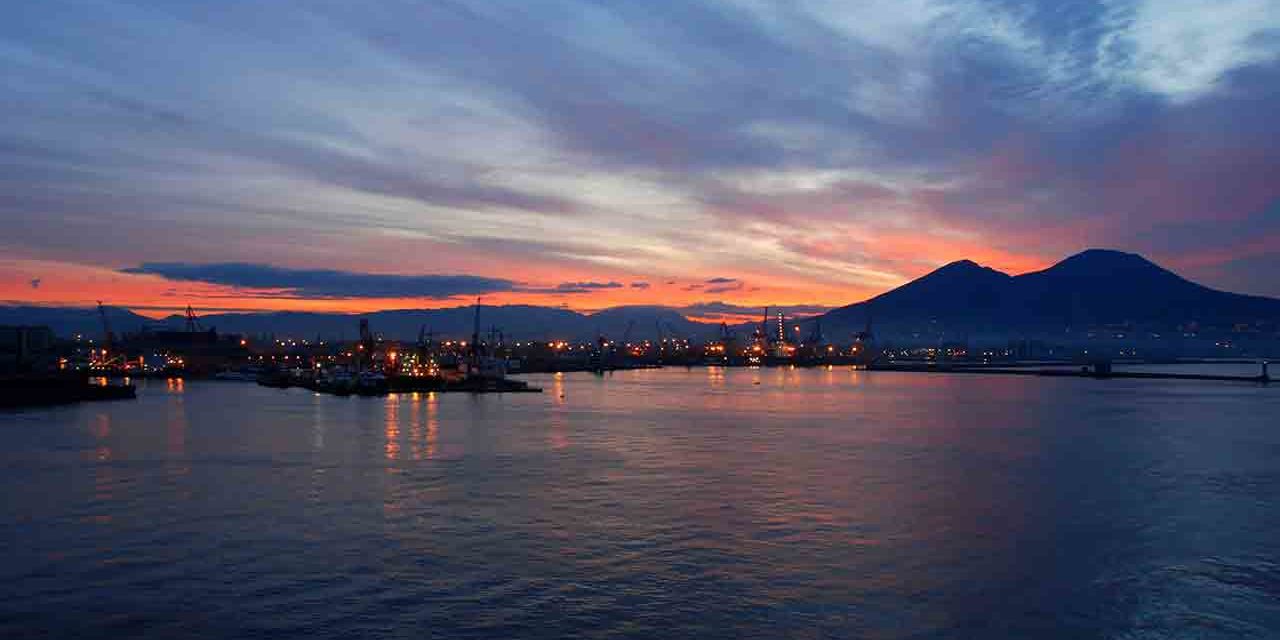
left=3, top=0, right=1278, bottom=314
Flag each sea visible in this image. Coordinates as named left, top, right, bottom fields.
left=2, top=367, right=1278, bottom=638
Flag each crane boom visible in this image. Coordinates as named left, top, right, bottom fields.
left=96, top=301, right=114, bottom=350
left=621, top=319, right=636, bottom=345
left=184, top=305, right=202, bottom=333
left=602, top=320, right=636, bottom=370
left=471, top=297, right=482, bottom=360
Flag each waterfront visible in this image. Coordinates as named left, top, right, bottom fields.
left=2, top=368, right=1278, bottom=638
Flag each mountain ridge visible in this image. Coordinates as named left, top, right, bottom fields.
left=817, top=248, right=1280, bottom=339
left=5, top=250, right=1279, bottom=342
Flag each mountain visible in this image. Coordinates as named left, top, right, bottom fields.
left=817, top=249, right=1280, bottom=340
left=582, top=306, right=710, bottom=342
left=0, top=303, right=722, bottom=342
left=855, top=259, right=1012, bottom=324
left=5, top=250, right=1277, bottom=344
left=181, top=305, right=716, bottom=342
left=161, top=306, right=585, bottom=342
left=0, top=305, right=153, bottom=339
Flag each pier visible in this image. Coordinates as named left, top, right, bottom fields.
left=869, top=361, right=1272, bottom=384
left=0, top=375, right=136, bottom=408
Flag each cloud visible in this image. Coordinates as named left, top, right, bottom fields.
left=29, top=278, right=40, bottom=289
left=680, top=301, right=834, bottom=320
left=1108, top=0, right=1280, bottom=103
left=703, top=277, right=745, bottom=294
left=630, top=281, right=651, bottom=289
left=121, top=263, right=520, bottom=299
left=553, top=281, right=625, bottom=294
left=557, top=281, right=624, bottom=289
left=681, top=277, right=745, bottom=293
left=5, top=0, right=1280, bottom=305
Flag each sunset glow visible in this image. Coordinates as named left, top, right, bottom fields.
left=3, top=1, right=1279, bottom=316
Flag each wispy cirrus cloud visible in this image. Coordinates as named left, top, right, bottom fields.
left=4, top=0, right=1280, bottom=310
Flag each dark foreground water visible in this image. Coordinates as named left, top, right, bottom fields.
left=2, top=368, right=1278, bottom=639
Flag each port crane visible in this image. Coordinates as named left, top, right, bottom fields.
left=621, top=320, right=635, bottom=351
left=653, top=320, right=665, bottom=361
left=97, top=301, right=114, bottom=347
left=184, top=305, right=202, bottom=333
left=356, top=318, right=375, bottom=370
left=751, top=306, right=770, bottom=350
left=854, top=305, right=874, bottom=344
left=95, top=301, right=125, bottom=368
left=470, top=298, right=482, bottom=363
left=465, top=297, right=508, bottom=380
left=852, top=304, right=878, bottom=365
left=664, top=321, right=683, bottom=342
left=598, top=320, right=635, bottom=372
left=358, top=319, right=374, bottom=352
left=806, top=317, right=825, bottom=345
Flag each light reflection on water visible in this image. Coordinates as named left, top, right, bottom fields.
left=1, top=368, right=1278, bottom=638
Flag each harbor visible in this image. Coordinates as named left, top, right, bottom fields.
left=4, top=299, right=1275, bottom=409
left=254, top=303, right=541, bottom=396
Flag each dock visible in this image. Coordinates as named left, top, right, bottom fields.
left=869, top=362, right=1271, bottom=384
left=1, top=375, right=137, bottom=408
left=257, top=372, right=541, bottom=396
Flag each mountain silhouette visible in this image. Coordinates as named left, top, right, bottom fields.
left=5, top=250, right=1278, bottom=343
left=0, top=305, right=153, bottom=340
left=0, top=304, right=717, bottom=342
left=819, top=249, right=1280, bottom=338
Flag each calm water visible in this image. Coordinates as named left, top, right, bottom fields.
left=2, top=369, right=1278, bottom=639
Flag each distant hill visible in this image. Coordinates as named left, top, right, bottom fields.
left=0, top=305, right=153, bottom=339
left=6, top=250, right=1278, bottom=344
left=0, top=304, right=720, bottom=342
left=174, top=305, right=717, bottom=342
left=816, top=249, right=1280, bottom=340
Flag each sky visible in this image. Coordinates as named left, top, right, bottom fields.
left=3, top=0, right=1279, bottom=320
